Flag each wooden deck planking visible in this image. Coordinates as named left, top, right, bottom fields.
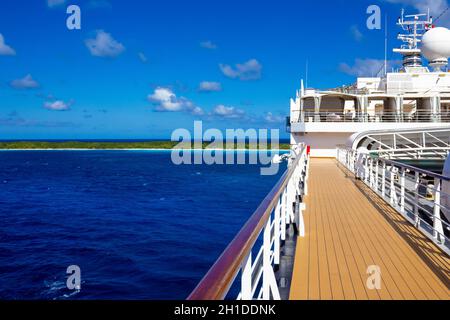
left=316, top=191, right=333, bottom=300
left=289, top=158, right=450, bottom=300
left=356, top=181, right=449, bottom=298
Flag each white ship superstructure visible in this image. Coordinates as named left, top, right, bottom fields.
left=289, top=11, right=450, bottom=157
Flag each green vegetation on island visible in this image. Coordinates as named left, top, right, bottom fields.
left=0, top=141, right=290, bottom=150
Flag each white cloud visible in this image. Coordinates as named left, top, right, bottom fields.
left=190, top=106, right=204, bottom=116
left=138, top=52, right=148, bottom=63
left=148, top=88, right=182, bottom=111
left=0, top=33, right=16, bottom=56
left=350, top=25, right=363, bottom=42
left=148, top=87, right=203, bottom=115
left=198, top=81, right=222, bottom=92
left=85, top=30, right=125, bottom=58
left=10, top=74, right=39, bottom=89
left=44, top=100, right=71, bottom=111
left=47, top=0, right=65, bottom=7
left=220, top=59, right=262, bottom=81
left=384, top=0, right=450, bottom=25
left=264, top=112, right=285, bottom=124
left=212, top=105, right=246, bottom=119
left=339, top=59, right=401, bottom=77
left=200, top=40, right=217, bottom=49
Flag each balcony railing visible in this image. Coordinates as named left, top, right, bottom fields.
left=290, top=111, right=450, bottom=123
left=188, top=145, right=310, bottom=300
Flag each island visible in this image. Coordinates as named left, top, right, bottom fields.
left=0, top=141, right=291, bottom=150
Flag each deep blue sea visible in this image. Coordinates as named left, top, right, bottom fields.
left=0, top=151, right=285, bottom=300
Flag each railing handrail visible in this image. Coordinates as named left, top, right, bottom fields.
left=187, top=146, right=305, bottom=300
left=383, top=158, right=450, bottom=181
left=292, top=111, right=450, bottom=114
left=339, top=147, right=450, bottom=181
left=289, top=110, right=450, bottom=124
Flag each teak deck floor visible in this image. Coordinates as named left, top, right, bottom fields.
left=289, top=158, right=450, bottom=300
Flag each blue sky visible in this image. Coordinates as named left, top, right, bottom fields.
left=0, top=0, right=449, bottom=139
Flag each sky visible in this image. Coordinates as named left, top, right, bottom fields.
left=0, top=0, right=449, bottom=139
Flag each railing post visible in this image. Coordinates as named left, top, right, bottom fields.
left=351, top=151, right=355, bottom=172
left=375, top=160, right=379, bottom=192
left=297, top=157, right=306, bottom=237
left=414, top=171, right=420, bottom=227
left=291, top=178, right=296, bottom=224
left=241, top=252, right=253, bottom=300
left=294, top=167, right=301, bottom=197
left=263, top=218, right=280, bottom=300
left=347, top=150, right=350, bottom=169
left=433, top=178, right=445, bottom=243
left=382, top=162, right=386, bottom=198
left=352, top=151, right=356, bottom=172
left=347, top=151, right=350, bottom=171
left=390, top=168, right=396, bottom=206
left=263, top=218, right=271, bottom=299
left=364, top=156, right=369, bottom=183
left=281, top=188, right=286, bottom=241
left=347, top=150, right=351, bottom=171
left=286, top=180, right=294, bottom=224
left=400, top=168, right=406, bottom=213
left=274, top=200, right=281, bottom=266
left=304, top=156, right=309, bottom=196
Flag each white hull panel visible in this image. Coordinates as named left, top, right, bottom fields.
left=291, top=132, right=350, bottom=158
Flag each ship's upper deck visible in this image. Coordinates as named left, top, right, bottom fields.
left=289, top=10, right=450, bottom=133
left=289, top=71, right=450, bottom=134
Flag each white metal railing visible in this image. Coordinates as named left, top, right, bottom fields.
left=238, top=146, right=309, bottom=300
left=188, top=145, right=310, bottom=300
left=337, top=148, right=450, bottom=255
left=290, top=111, right=450, bottom=124
left=348, top=128, right=450, bottom=160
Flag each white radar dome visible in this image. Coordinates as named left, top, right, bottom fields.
left=421, top=27, right=450, bottom=62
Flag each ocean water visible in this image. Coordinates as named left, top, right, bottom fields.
left=0, top=151, right=285, bottom=300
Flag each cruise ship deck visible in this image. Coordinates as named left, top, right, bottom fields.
left=189, top=9, right=450, bottom=302
left=290, top=158, right=450, bottom=300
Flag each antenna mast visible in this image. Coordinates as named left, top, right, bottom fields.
left=434, top=6, right=449, bottom=24
left=385, top=14, right=388, bottom=75
left=393, top=9, right=433, bottom=69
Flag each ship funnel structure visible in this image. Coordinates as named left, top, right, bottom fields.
left=422, top=27, right=450, bottom=71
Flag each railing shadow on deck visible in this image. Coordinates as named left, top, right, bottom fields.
left=335, top=161, right=450, bottom=289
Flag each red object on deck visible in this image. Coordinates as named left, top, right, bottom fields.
left=307, top=145, right=311, bottom=155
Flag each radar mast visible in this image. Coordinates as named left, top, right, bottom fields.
left=393, top=9, right=434, bottom=69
